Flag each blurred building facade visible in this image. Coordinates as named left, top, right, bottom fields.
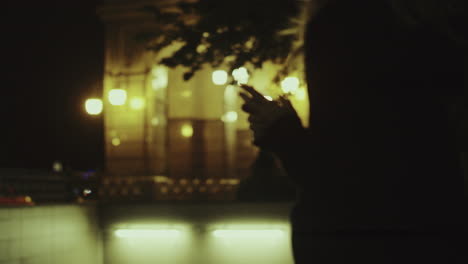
left=96, top=0, right=259, bottom=201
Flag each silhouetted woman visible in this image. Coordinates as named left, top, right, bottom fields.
left=240, top=0, right=466, bottom=263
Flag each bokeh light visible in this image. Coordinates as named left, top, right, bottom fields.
left=222, top=111, right=238, bottom=123
left=112, top=138, right=121, bottom=146
left=130, top=97, right=145, bottom=110
left=232, top=67, right=249, bottom=84
left=281, top=77, right=300, bottom=94
left=196, top=44, right=208, bottom=54
left=224, top=85, right=237, bottom=101
left=108, top=89, right=127, bottom=106
left=212, top=70, right=228, bottom=85
left=24, top=196, right=32, bottom=203
left=85, top=98, right=103, bottom=115
left=181, top=124, right=194, bottom=138
left=52, top=161, right=63, bottom=173
left=151, top=117, right=160, bottom=126
left=181, top=90, right=192, bottom=98
left=152, top=66, right=168, bottom=90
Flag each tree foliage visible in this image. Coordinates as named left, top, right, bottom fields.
left=137, top=0, right=302, bottom=81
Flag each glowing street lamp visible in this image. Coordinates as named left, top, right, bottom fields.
left=85, top=98, right=103, bottom=115
left=108, top=89, right=127, bottom=106
left=212, top=70, right=228, bottom=85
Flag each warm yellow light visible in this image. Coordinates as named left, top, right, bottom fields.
left=130, top=97, right=145, bottom=110
left=151, top=117, right=160, bottom=126
left=232, top=67, right=249, bottom=84
left=153, top=175, right=170, bottom=183
left=212, top=70, right=228, bottom=85
left=181, top=124, right=193, bottom=138
left=224, top=85, right=237, bottom=102
left=112, top=138, right=121, bottom=146
left=228, top=179, right=240, bottom=185
left=52, top=161, right=63, bottom=172
left=181, top=90, right=192, bottom=98
left=295, top=89, right=306, bottom=100
left=196, top=44, right=208, bottom=54
left=152, top=66, right=168, bottom=90
left=180, top=179, right=188, bottom=185
left=281, top=77, right=300, bottom=94
left=244, top=37, right=255, bottom=50
left=114, top=229, right=181, bottom=238
left=222, top=111, right=238, bottom=123
left=212, top=229, right=285, bottom=238
left=85, top=98, right=103, bottom=115
left=264, top=96, right=273, bottom=101
left=108, top=89, right=127, bottom=106
left=24, top=196, right=32, bottom=203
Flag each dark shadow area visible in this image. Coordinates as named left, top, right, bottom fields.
left=237, top=150, right=296, bottom=202
left=1, top=0, right=105, bottom=171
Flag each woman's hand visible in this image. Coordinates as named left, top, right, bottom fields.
left=239, top=84, right=297, bottom=145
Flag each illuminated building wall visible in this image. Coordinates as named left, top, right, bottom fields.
left=97, top=0, right=309, bottom=201
left=97, top=0, right=257, bottom=201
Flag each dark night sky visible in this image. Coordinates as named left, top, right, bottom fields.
left=2, top=0, right=105, bottom=171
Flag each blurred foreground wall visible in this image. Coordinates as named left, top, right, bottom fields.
left=102, top=202, right=294, bottom=264
left=0, top=205, right=101, bottom=264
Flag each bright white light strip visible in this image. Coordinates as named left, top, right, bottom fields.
left=212, top=229, right=285, bottom=238
left=114, top=229, right=181, bottom=238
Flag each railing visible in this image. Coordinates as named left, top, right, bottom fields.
left=98, top=175, right=240, bottom=201
left=0, top=169, right=98, bottom=205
